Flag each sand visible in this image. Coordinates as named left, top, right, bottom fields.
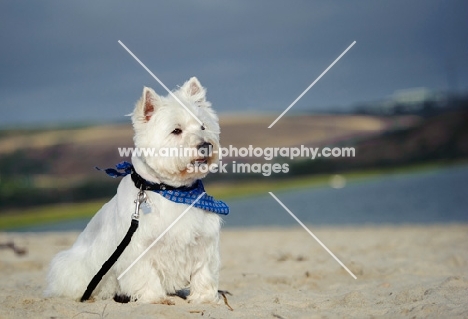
left=1, top=225, right=467, bottom=319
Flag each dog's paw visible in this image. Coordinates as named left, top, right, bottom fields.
left=187, top=292, right=221, bottom=304
left=136, top=291, right=168, bottom=304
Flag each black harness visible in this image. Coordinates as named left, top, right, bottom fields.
left=80, top=170, right=192, bottom=302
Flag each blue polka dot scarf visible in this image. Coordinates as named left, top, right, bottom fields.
left=97, top=161, right=229, bottom=215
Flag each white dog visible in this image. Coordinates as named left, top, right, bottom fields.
left=45, top=77, right=228, bottom=304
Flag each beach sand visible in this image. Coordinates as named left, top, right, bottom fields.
left=1, top=225, right=467, bottom=318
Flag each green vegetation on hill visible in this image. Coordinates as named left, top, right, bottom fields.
left=0, top=201, right=103, bottom=230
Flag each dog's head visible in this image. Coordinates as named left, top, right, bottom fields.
left=131, top=77, right=220, bottom=187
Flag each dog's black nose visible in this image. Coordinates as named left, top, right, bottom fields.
left=197, top=142, right=213, bottom=157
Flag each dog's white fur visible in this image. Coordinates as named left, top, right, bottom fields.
left=45, top=77, right=223, bottom=304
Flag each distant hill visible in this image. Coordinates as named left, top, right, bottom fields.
left=285, top=109, right=468, bottom=176
left=1, top=112, right=455, bottom=209
left=0, top=114, right=414, bottom=176
left=349, top=109, right=468, bottom=168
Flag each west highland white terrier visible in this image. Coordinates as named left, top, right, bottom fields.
left=45, top=77, right=229, bottom=304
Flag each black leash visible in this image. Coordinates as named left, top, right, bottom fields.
left=80, top=189, right=147, bottom=302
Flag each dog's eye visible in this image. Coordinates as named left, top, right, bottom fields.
left=171, top=128, right=182, bottom=135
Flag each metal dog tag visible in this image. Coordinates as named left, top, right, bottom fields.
left=140, top=202, right=152, bottom=215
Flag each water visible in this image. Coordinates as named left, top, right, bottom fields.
left=225, top=165, right=468, bottom=227
left=11, top=165, right=468, bottom=232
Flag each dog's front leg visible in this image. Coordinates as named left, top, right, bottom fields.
left=187, top=237, right=221, bottom=304
left=117, top=261, right=169, bottom=304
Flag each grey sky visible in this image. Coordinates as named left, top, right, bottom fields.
left=1, top=0, right=467, bottom=127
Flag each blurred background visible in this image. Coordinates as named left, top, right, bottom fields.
left=1, top=0, right=467, bottom=231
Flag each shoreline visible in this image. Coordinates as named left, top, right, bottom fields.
left=1, top=160, right=467, bottom=231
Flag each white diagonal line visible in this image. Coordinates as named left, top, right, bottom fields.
left=268, top=41, right=356, bottom=128
left=117, top=192, right=206, bottom=280
left=118, top=40, right=203, bottom=126
left=269, top=192, right=357, bottom=279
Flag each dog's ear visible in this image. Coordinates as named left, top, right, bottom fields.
left=133, top=87, right=160, bottom=123
left=181, top=77, right=207, bottom=104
